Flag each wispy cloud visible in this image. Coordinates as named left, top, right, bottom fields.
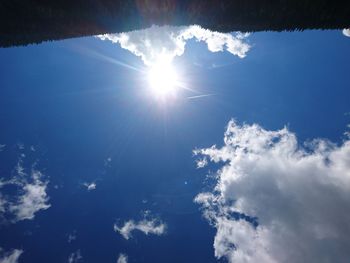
left=0, top=248, right=23, bottom=263
left=67, top=231, right=77, bottom=243
left=114, top=212, right=166, bottom=240
left=9, top=170, right=50, bottom=222
left=117, top=253, right=128, bottom=263
left=104, top=157, right=112, bottom=167
left=195, top=120, right=350, bottom=262
left=0, top=154, right=50, bottom=223
left=98, top=25, right=250, bottom=66
left=0, top=198, right=6, bottom=214
left=68, top=250, right=82, bottom=263
left=0, top=145, right=5, bottom=152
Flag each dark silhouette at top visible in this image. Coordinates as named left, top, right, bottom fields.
left=1, top=0, right=350, bottom=47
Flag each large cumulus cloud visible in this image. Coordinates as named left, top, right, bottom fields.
left=194, top=120, right=350, bottom=263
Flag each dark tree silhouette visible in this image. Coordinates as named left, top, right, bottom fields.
left=0, top=0, right=350, bottom=47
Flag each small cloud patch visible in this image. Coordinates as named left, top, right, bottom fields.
left=114, top=212, right=166, bottom=240
left=117, top=253, right=128, bottom=263
left=343, top=29, right=350, bottom=37
left=83, top=182, right=96, bottom=191
left=68, top=250, right=82, bottom=263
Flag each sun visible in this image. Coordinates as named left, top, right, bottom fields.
left=147, top=59, right=179, bottom=99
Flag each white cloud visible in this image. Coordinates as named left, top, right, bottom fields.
left=0, top=248, right=23, bottom=263
left=9, top=170, right=50, bottom=222
left=68, top=250, right=82, bottom=263
left=117, top=253, right=128, bottom=263
left=114, top=212, right=166, bottom=240
left=343, top=29, right=350, bottom=37
left=83, top=182, right=96, bottom=191
left=98, top=25, right=250, bottom=66
left=194, top=120, right=350, bottom=263
left=195, top=157, right=208, bottom=168
left=0, top=160, right=50, bottom=223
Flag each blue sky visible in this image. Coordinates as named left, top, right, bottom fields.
left=0, top=28, right=350, bottom=263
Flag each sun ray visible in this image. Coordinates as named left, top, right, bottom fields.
left=186, top=94, right=216, bottom=100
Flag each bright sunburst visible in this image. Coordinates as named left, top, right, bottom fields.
left=147, top=59, right=179, bottom=99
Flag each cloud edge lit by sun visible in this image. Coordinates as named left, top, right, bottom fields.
left=97, top=25, right=250, bottom=67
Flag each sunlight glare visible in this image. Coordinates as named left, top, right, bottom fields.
left=147, top=59, right=179, bottom=99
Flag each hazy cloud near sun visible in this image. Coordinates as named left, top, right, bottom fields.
left=114, top=212, right=166, bottom=240
left=195, top=120, right=350, bottom=263
left=97, top=25, right=250, bottom=66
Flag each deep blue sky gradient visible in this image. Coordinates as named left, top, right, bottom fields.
left=0, top=30, right=350, bottom=262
